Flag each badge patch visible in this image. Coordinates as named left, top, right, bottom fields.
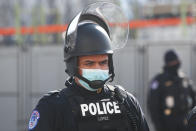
left=165, top=96, right=175, bottom=108
left=29, top=110, right=40, bottom=130
left=165, top=81, right=173, bottom=87
left=164, top=109, right=172, bottom=116
left=151, top=81, right=159, bottom=90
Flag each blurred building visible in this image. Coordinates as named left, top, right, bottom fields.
left=136, top=2, right=196, bottom=41
left=142, top=2, right=196, bottom=18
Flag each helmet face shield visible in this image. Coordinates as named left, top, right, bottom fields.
left=81, top=2, right=129, bottom=50
left=64, top=2, right=129, bottom=58
left=64, top=12, right=81, bottom=54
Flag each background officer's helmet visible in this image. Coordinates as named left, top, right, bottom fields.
left=164, top=49, right=180, bottom=65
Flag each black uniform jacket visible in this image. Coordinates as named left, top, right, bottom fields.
left=28, top=79, right=149, bottom=131
left=147, top=71, right=195, bottom=131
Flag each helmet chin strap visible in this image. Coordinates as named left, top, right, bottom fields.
left=75, top=73, right=112, bottom=89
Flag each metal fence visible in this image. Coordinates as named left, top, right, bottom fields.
left=0, top=40, right=196, bottom=131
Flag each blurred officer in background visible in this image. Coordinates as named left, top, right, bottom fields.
left=147, top=49, right=196, bottom=131
left=187, top=106, right=196, bottom=131
left=28, top=2, right=149, bottom=131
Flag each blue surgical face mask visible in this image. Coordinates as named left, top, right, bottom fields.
left=78, top=69, right=109, bottom=91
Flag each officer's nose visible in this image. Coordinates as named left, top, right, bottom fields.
left=94, top=63, right=102, bottom=69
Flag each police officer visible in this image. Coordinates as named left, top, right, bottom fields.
left=188, top=106, right=196, bottom=131
left=147, top=49, right=196, bottom=131
left=28, top=2, right=149, bottom=131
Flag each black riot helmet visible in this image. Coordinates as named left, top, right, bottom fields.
left=163, top=49, right=181, bottom=75
left=63, top=2, right=129, bottom=89
left=164, top=50, right=179, bottom=65
left=65, top=19, right=115, bottom=81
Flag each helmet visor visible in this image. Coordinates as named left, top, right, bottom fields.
left=82, top=2, right=129, bottom=50
left=65, top=2, right=129, bottom=52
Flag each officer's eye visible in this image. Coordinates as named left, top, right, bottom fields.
left=99, top=60, right=108, bottom=66
left=84, top=61, right=95, bottom=66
